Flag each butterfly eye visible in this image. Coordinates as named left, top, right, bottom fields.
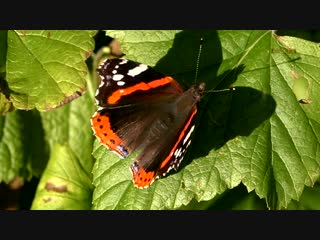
left=199, top=82, right=206, bottom=91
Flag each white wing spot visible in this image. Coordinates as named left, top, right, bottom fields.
left=98, top=81, right=105, bottom=88
left=186, top=140, right=192, bottom=148
left=174, top=149, right=178, bottom=157
left=115, top=65, right=119, bottom=69
left=120, top=59, right=128, bottom=65
left=117, top=81, right=125, bottom=86
left=183, top=125, right=195, bottom=145
left=112, top=70, right=117, bottom=74
left=174, top=148, right=182, bottom=158
left=128, top=64, right=148, bottom=77
left=95, top=88, right=100, bottom=97
left=113, top=74, right=124, bottom=81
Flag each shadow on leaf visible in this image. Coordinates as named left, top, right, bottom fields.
left=191, top=85, right=277, bottom=160
left=151, top=30, right=277, bottom=173
left=155, top=30, right=222, bottom=89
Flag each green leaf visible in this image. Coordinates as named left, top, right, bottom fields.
left=0, top=110, right=25, bottom=183
left=178, top=183, right=268, bottom=210
left=0, top=93, right=13, bottom=115
left=91, top=30, right=320, bottom=210
left=31, top=91, right=95, bottom=210
left=30, top=143, right=93, bottom=210
left=286, top=182, right=320, bottom=210
left=0, top=30, right=7, bottom=73
left=6, top=30, right=97, bottom=111
left=0, top=109, right=47, bottom=183
left=0, top=30, right=12, bottom=115
left=106, top=30, right=181, bottom=66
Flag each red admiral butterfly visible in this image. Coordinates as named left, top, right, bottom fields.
left=91, top=57, right=205, bottom=189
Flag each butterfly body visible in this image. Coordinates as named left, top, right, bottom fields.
left=91, top=58, right=205, bottom=188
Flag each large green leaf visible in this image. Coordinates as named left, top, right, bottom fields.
left=6, top=30, right=97, bottom=111
left=31, top=90, right=95, bottom=210
left=91, top=30, right=320, bottom=210
left=0, top=30, right=97, bottom=195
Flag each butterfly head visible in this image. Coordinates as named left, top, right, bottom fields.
left=190, top=82, right=206, bottom=102
left=197, top=82, right=206, bottom=92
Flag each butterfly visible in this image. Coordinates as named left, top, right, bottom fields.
left=90, top=57, right=205, bottom=188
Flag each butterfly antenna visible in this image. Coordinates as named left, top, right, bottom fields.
left=194, top=37, right=204, bottom=84
left=194, top=37, right=236, bottom=94
left=205, top=87, right=236, bottom=95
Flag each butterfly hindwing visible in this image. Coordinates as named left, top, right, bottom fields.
left=130, top=105, right=198, bottom=188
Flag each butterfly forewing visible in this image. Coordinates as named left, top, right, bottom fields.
left=96, top=58, right=183, bottom=107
